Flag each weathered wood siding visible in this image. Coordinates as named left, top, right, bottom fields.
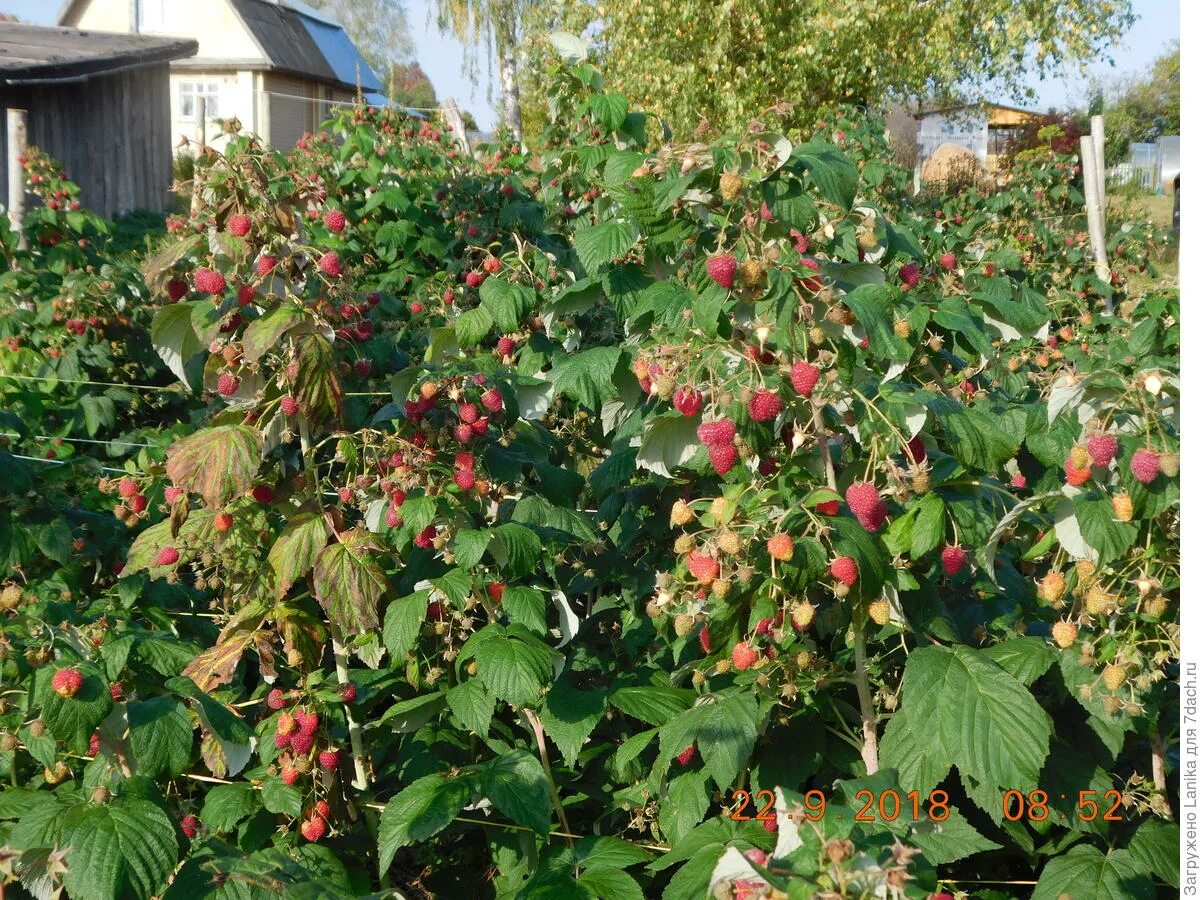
left=1, top=62, right=175, bottom=219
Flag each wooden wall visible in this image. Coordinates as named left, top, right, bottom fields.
left=1, top=62, right=175, bottom=220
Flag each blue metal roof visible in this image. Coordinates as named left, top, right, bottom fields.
left=298, top=14, right=382, bottom=93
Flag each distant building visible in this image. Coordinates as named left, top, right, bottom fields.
left=57, top=0, right=382, bottom=151
left=914, top=103, right=1047, bottom=171
left=0, top=23, right=197, bottom=217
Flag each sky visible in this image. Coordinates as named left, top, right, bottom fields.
left=1, top=0, right=1179, bottom=131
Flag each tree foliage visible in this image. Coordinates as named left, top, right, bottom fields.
left=1089, top=42, right=1180, bottom=163
left=305, top=0, right=413, bottom=83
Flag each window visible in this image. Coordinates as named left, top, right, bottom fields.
left=179, top=82, right=221, bottom=120
left=137, top=0, right=167, bottom=33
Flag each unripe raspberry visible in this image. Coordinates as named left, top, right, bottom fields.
left=790, top=600, right=816, bottom=632
left=714, top=658, right=733, bottom=674
left=1159, top=452, right=1179, bottom=478
left=1064, top=456, right=1092, bottom=486
left=711, top=578, right=732, bottom=599
left=673, top=613, right=695, bottom=638
left=1038, top=572, right=1067, bottom=605
left=276, top=711, right=297, bottom=736
left=893, top=318, right=912, bottom=338
left=794, top=649, right=815, bottom=670
left=51, top=667, right=83, bottom=698
left=1130, top=448, right=1159, bottom=484
left=718, top=171, right=743, bottom=201
left=766, top=534, right=793, bottom=561
left=669, top=499, right=694, bottom=527
left=731, top=641, right=758, bottom=671
left=1068, top=445, right=1091, bottom=470
left=281, top=766, right=300, bottom=785
left=214, top=512, right=233, bottom=532
left=867, top=599, right=891, bottom=625
left=29, top=719, right=48, bottom=738
left=1102, top=664, right=1126, bottom=690
left=0, top=732, right=17, bottom=752
left=1084, top=586, right=1116, bottom=616
left=740, top=258, right=764, bottom=287
left=1112, top=493, right=1133, bottom=522
left=1051, top=621, right=1077, bottom=649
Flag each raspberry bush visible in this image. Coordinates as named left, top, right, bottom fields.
left=0, top=40, right=1178, bottom=900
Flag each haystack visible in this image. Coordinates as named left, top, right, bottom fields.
left=921, top=143, right=987, bottom=195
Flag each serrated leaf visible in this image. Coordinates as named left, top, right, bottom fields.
left=636, top=413, right=701, bottom=477
left=165, top=425, right=263, bottom=509
left=540, top=682, right=606, bottom=766
left=981, top=637, right=1056, bottom=686
left=657, top=689, right=757, bottom=790
left=200, top=782, right=260, bottom=833
left=472, top=627, right=558, bottom=707
left=792, top=142, right=858, bottom=209
left=151, top=303, right=202, bottom=390
left=269, top=511, right=328, bottom=599
left=42, top=662, right=112, bottom=752
left=313, top=529, right=388, bottom=633
left=60, top=799, right=179, bottom=900
left=241, top=305, right=307, bottom=364
left=127, top=697, right=192, bottom=779
left=909, top=494, right=946, bottom=560
left=182, top=603, right=267, bottom=691
left=479, top=278, right=535, bottom=333
left=841, top=283, right=912, bottom=362
left=292, top=333, right=343, bottom=428
left=1128, top=818, right=1179, bottom=888
left=262, top=779, right=304, bottom=818
left=455, top=305, right=494, bottom=347
left=1074, top=496, right=1138, bottom=565
left=499, top=585, right=546, bottom=635
left=490, top=522, right=541, bottom=577
left=483, top=750, right=552, bottom=834
left=383, top=589, right=429, bottom=660
left=446, top=680, right=493, bottom=735
left=1031, top=845, right=1153, bottom=900
left=589, top=92, right=629, bottom=132
left=550, top=346, right=623, bottom=410
left=609, top=686, right=693, bottom=726
left=575, top=221, right=636, bottom=275
left=378, top=774, right=473, bottom=875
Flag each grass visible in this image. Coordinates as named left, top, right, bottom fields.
left=1105, top=189, right=1178, bottom=295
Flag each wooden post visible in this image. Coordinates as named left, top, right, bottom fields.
left=260, top=90, right=271, bottom=146
left=442, top=98, right=470, bottom=157
left=196, top=96, right=207, bottom=150
left=1090, top=114, right=1106, bottom=222
left=1080, top=136, right=1112, bottom=314
left=6, top=108, right=28, bottom=249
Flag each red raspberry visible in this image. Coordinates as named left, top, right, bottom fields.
left=481, top=388, right=504, bottom=412
left=731, top=641, right=758, bottom=671
left=117, top=477, right=138, bottom=498
left=213, top=512, right=233, bottom=533
left=251, top=485, right=274, bottom=504
left=1012, top=473, right=1027, bottom=489
left=706, top=254, right=737, bottom=289
left=281, top=396, right=299, bottom=417
left=296, top=711, right=319, bottom=735
left=267, top=688, right=287, bottom=710
left=676, top=745, right=697, bottom=766
left=686, top=551, right=720, bottom=585
left=318, top=749, right=340, bottom=772
left=300, top=817, right=326, bottom=842
left=699, top=624, right=712, bottom=654
left=754, top=617, right=773, bottom=635
left=829, top=556, right=858, bottom=586
left=748, top=389, right=782, bottom=422
left=228, top=214, right=251, bottom=237
left=745, top=848, right=768, bottom=866
left=815, top=498, right=840, bottom=515
left=110, top=683, right=125, bottom=701
left=453, top=423, right=473, bottom=444
left=354, top=358, right=372, bottom=377
left=414, top=525, right=437, bottom=549
left=1064, top=456, right=1092, bottom=486
left=1087, top=433, right=1118, bottom=468
left=427, top=600, right=445, bottom=622
left=790, top=230, right=809, bottom=253
left=386, top=506, right=402, bottom=528
left=274, top=732, right=292, bottom=751
left=324, top=210, right=346, bottom=233
left=790, top=361, right=820, bottom=397
left=217, top=372, right=239, bottom=397
left=318, top=252, right=342, bottom=277
left=315, top=800, right=331, bottom=818
left=237, top=284, right=256, bottom=307
left=1130, top=448, right=1159, bottom=483
left=257, top=255, right=277, bottom=277
left=796, top=257, right=822, bottom=291
left=496, top=336, right=516, bottom=357
left=939, top=252, right=957, bottom=270
left=89, top=732, right=101, bottom=755
left=128, top=493, right=148, bottom=513
left=845, top=482, right=883, bottom=531
left=281, top=766, right=300, bottom=785
left=291, top=732, right=316, bottom=755
left=454, top=469, right=476, bottom=490
left=766, top=534, right=794, bottom=561
left=673, top=387, right=703, bottom=417
left=483, top=257, right=502, bottom=274
left=907, top=436, right=926, bottom=464
left=194, top=267, right=227, bottom=296
left=697, top=419, right=736, bottom=446
left=459, top=403, right=479, bottom=424
left=166, top=278, right=188, bottom=301
left=51, top=667, right=83, bottom=698
left=180, top=815, right=199, bottom=839
left=898, top=261, right=920, bottom=287
left=707, top=442, right=738, bottom=475
left=155, top=546, right=180, bottom=566
left=339, top=683, right=357, bottom=703
left=465, top=271, right=485, bottom=288
left=488, top=582, right=505, bottom=603
left=941, top=545, right=968, bottom=575
left=164, top=486, right=184, bottom=503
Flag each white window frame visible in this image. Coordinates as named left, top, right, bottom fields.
left=179, top=81, right=222, bottom=121
left=137, top=0, right=167, bottom=33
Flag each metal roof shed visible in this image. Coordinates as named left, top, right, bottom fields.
left=0, top=23, right=197, bottom=218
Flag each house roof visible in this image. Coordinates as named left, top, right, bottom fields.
left=0, top=23, right=197, bottom=83
left=915, top=102, right=1045, bottom=120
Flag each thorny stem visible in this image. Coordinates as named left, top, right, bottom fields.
left=524, top=709, right=573, bottom=846
left=300, top=416, right=369, bottom=791
left=1151, top=731, right=1172, bottom=818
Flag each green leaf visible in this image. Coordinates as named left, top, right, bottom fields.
left=511, top=495, right=602, bottom=544
left=479, top=278, right=536, bottom=333
left=127, top=697, right=192, bottom=779
left=383, top=589, right=428, bottom=660
left=490, top=522, right=541, bottom=577
left=151, top=303, right=202, bottom=389
left=200, top=782, right=260, bottom=833
left=578, top=867, right=644, bottom=900
left=483, top=750, right=553, bottom=834
left=241, top=305, right=307, bottom=364
left=379, top=693, right=447, bottom=733
left=378, top=773, right=474, bottom=876
left=888, top=646, right=1052, bottom=797
left=60, top=798, right=179, bottom=900
left=500, top=585, right=547, bottom=635
left=455, top=305, right=495, bottom=347
left=932, top=297, right=992, bottom=359
left=292, top=333, right=343, bottom=428
left=165, top=676, right=253, bottom=748
left=1031, top=845, right=1153, bottom=900
left=613, top=728, right=658, bottom=778
left=472, top=627, right=558, bottom=707
left=589, top=92, right=629, bottom=132
left=446, top=680, right=494, bottom=735
left=165, top=425, right=263, bottom=509
left=540, top=682, right=606, bottom=766
left=575, top=836, right=655, bottom=870
left=42, top=662, right=112, bottom=752
left=262, top=779, right=304, bottom=818
left=575, top=221, right=636, bottom=275
left=928, top=396, right=1019, bottom=472
left=609, top=686, right=693, bottom=726
left=1074, top=496, right=1138, bottom=566
left=841, top=284, right=912, bottom=362
left=658, top=689, right=758, bottom=790
left=453, top=528, right=492, bottom=569
left=791, top=142, right=858, bottom=208
left=909, top=494, right=946, bottom=560
left=907, top=807, right=1003, bottom=865
left=1128, top=818, right=1179, bottom=888
left=877, top=705, right=952, bottom=796
left=312, top=528, right=388, bottom=633
left=636, top=413, right=701, bottom=477
left=550, top=346, right=623, bottom=410
left=659, top=769, right=712, bottom=844
left=981, top=637, right=1056, bottom=686
left=268, top=511, right=328, bottom=599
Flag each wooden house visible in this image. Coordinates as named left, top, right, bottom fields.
left=0, top=23, right=198, bottom=218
